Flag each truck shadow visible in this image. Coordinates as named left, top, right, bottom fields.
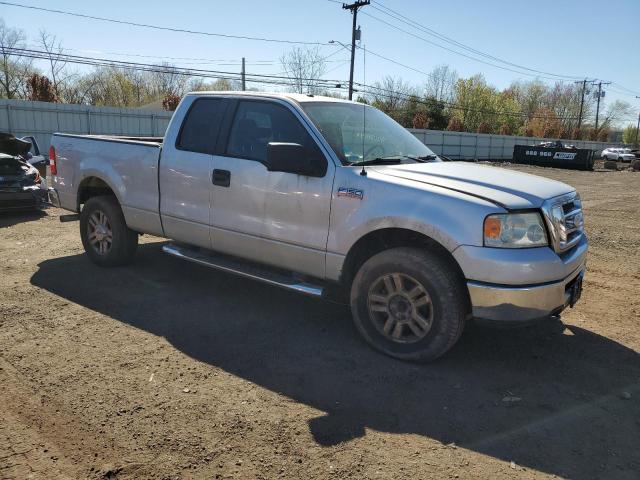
left=31, top=243, right=640, bottom=480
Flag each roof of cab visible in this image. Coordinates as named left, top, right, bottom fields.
left=184, top=90, right=355, bottom=105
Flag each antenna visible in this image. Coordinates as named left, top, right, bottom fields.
left=360, top=42, right=367, bottom=176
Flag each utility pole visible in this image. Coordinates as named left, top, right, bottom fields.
left=635, top=96, right=640, bottom=147
left=241, top=57, right=246, bottom=91
left=574, top=79, right=588, bottom=131
left=342, top=0, right=369, bottom=100
left=593, top=80, right=611, bottom=131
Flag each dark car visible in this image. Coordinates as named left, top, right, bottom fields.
left=19, top=135, right=48, bottom=177
left=0, top=133, right=47, bottom=212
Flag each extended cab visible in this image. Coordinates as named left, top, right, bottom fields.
left=48, top=92, right=588, bottom=361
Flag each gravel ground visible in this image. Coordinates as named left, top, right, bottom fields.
left=1, top=164, right=639, bottom=480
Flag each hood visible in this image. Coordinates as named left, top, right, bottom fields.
left=371, top=161, right=574, bottom=209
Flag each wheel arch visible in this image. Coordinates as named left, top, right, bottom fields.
left=339, top=227, right=467, bottom=291
left=77, top=176, right=120, bottom=211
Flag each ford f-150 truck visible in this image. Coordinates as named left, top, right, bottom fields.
left=48, top=92, right=587, bottom=361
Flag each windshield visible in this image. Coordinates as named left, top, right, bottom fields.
left=300, top=102, right=437, bottom=165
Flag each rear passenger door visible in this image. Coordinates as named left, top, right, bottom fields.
left=159, top=97, right=227, bottom=248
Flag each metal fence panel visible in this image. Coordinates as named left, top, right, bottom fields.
left=0, top=99, right=173, bottom=152
left=409, top=128, right=621, bottom=160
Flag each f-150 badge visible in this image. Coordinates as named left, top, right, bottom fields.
left=337, top=187, right=364, bottom=200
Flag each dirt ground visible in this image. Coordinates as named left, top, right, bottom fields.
left=1, top=163, right=639, bottom=480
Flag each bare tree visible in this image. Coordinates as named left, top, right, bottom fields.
left=598, top=100, right=632, bottom=131
left=38, top=30, right=68, bottom=99
left=280, top=46, right=327, bottom=94
left=0, top=19, right=32, bottom=99
left=148, top=64, right=189, bottom=99
left=189, top=77, right=240, bottom=92
left=424, top=64, right=457, bottom=102
left=369, top=75, right=415, bottom=113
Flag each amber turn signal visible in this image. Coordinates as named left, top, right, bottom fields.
left=484, top=216, right=502, bottom=239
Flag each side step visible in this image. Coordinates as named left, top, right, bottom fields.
left=162, top=243, right=324, bottom=297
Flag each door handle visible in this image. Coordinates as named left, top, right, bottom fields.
left=212, top=169, right=230, bottom=187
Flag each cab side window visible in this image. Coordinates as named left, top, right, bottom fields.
left=226, top=101, right=322, bottom=163
left=177, top=98, right=226, bottom=154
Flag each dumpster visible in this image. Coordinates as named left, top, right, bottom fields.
left=512, top=145, right=595, bottom=171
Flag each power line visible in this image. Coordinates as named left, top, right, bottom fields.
left=362, top=10, right=579, bottom=83
left=22, top=44, right=277, bottom=66
left=0, top=1, right=329, bottom=45
left=359, top=46, right=431, bottom=76
left=5, top=47, right=347, bottom=90
left=370, top=1, right=583, bottom=81
left=610, top=83, right=640, bottom=96
left=23, top=43, right=349, bottom=70
left=8, top=47, right=346, bottom=84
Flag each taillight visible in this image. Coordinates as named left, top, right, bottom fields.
left=49, top=145, right=57, bottom=175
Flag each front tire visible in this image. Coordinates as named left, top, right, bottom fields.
left=350, top=247, right=469, bottom=362
left=80, top=195, right=138, bottom=267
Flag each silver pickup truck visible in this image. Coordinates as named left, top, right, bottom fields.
left=48, top=92, right=587, bottom=361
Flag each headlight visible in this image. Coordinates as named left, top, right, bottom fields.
left=484, top=212, right=548, bottom=248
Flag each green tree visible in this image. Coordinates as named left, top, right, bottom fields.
left=622, top=124, right=639, bottom=144
left=422, top=97, right=449, bottom=130
left=450, top=74, right=498, bottom=132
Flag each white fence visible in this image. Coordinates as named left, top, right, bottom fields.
left=0, top=99, right=172, bottom=153
left=1, top=99, right=619, bottom=159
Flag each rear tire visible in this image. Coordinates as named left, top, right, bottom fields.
left=80, top=195, right=138, bottom=267
left=350, top=247, right=469, bottom=362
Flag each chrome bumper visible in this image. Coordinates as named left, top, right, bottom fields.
left=467, top=264, right=585, bottom=323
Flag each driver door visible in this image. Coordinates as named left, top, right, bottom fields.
left=210, top=99, right=335, bottom=278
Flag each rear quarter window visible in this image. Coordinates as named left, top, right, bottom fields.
left=177, top=98, right=226, bottom=154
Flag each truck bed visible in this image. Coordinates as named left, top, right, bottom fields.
left=50, top=132, right=164, bottom=236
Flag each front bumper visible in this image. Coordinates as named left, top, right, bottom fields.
left=458, top=235, right=588, bottom=323
left=467, top=264, right=585, bottom=322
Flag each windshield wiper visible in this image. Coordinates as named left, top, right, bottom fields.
left=414, top=154, right=439, bottom=162
left=349, top=154, right=439, bottom=166
left=349, top=155, right=406, bottom=166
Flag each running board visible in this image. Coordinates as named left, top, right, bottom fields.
left=162, top=243, right=324, bottom=297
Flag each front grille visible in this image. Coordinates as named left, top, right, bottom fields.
left=542, top=193, right=584, bottom=253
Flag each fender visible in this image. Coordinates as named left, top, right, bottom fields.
left=325, top=167, right=504, bottom=281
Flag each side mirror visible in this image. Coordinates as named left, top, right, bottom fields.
left=265, top=142, right=324, bottom=177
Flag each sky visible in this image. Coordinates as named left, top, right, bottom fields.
left=1, top=0, right=639, bottom=125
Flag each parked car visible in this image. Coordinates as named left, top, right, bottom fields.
left=48, top=92, right=587, bottom=361
left=538, top=140, right=560, bottom=148
left=602, top=147, right=636, bottom=162
left=19, top=135, right=48, bottom=177
left=0, top=133, right=46, bottom=212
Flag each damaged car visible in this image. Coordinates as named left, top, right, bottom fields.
left=0, top=133, right=47, bottom=212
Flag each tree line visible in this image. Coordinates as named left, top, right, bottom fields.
left=1, top=19, right=635, bottom=142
